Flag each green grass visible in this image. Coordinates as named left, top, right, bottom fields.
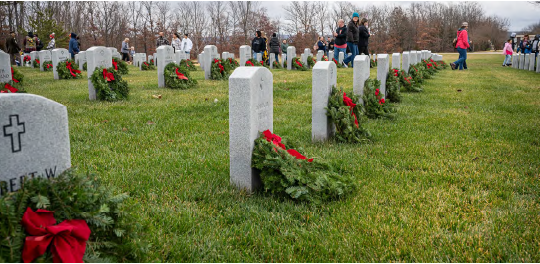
left=15, top=54, right=540, bottom=262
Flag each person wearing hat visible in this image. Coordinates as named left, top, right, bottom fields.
left=47, top=33, right=56, bottom=50
left=68, top=32, right=80, bottom=59
left=5, top=31, right=21, bottom=65
left=342, top=12, right=360, bottom=68
left=451, top=22, right=470, bottom=70
left=23, top=31, right=38, bottom=54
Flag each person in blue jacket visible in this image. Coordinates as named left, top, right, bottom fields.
left=68, top=33, right=79, bottom=59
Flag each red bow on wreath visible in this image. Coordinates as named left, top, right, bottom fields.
left=214, top=59, right=224, bottom=73
left=426, top=63, right=432, bottom=69
left=143, top=62, right=149, bottom=66
left=379, top=98, right=385, bottom=105
left=175, top=68, right=188, bottom=80
left=11, top=68, right=19, bottom=83
left=112, top=60, right=118, bottom=70
left=102, top=69, right=115, bottom=82
left=375, top=88, right=380, bottom=96
left=260, top=61, right=264, bottom=65
left=295, top=60, right=303, bottom=67
left=66, top=62, right=81, bottom=77
left=24, top=56, right=31, bottom=62
left=333, top=58, right=338, bottom=64
left=3, top=83, right=18, bottom=93
left=36, top=59, right=40, bottom=64
left=46, top=64, right=52, bottom=69
left=263, top=130, right=313, bottom=162
left=246, top=60, right=254, bottom=66
left=393, top=69, right=399, bottom=77
left=343, top=92, right=359, bottom=128
left=21, top=208, right=91, bottom=263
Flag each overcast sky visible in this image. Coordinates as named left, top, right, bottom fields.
left=258, top=1, right=540, bottom=32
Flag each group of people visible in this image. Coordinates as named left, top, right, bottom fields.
left=503, top=34, right=539, bottom=68
left=119, top=32, right=194, bottom=64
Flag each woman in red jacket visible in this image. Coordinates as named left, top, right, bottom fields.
left=451, top=22, right=470, bottom=70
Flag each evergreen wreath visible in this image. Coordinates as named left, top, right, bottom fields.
left=180, top=59, right=197, bottom=71
left=421, top=59, right=437, bottom=76
left=43, top=61, right=53, bottom=72
left=90, top=66, right=129, bottom=101
left=362, top=78, right=396, bottom=119
left=416, top=62, right=431, bottom=79
left=272, top=60, right=282, bottom=69
left=397, top=69, right=422, bottom=92
left=164, top=62, right=197, bottom=89
left=57, top=59, right=82, bottom=79
left=245, top=58, right=262, bottom=67
left=370, top=58, right=377, bottom=67
left=11, top=67, right=24, bottom=86
left=32, top=59, right=40, bottom=68
left=252, top=130, right=356, bottom=204
left=321, top=55, right=329, bottom=61
left=83, top=62, right=87, bottom=71
left=386, top=69, right=402, bottom=103
left=326, top=86, right=371, bottom=143
left=408, top=64, right=424, bottom=84
left=210, top=58, right=231, bottom=80
left=0, top=170, right=151, bottom=263
left=112, top=57, right=129, bottom=75
left=332, top=58, right=343, bottom=68
left=150, top=59, right=154, bottom=65
left=23, top=55, right=31, bottom=63
left=283, top=60, right=287, bottom=68
left=437, top=60, right=449, bottom=69
left=141, top=61, right=156, bottom=71
left=0, top=81, right=25, bottom=93
left=307, top=56, right=316, bottom=67
left=292, top=57, right=307, bottom=71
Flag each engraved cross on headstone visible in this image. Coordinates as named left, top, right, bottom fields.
left=3, top=115, right=25, bottom=153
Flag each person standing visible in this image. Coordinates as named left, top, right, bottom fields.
left=35, top=34, right=43, bottom=51
left=269, top=33, right=280, bottom=64
left=520, top=35, right=531, bottom=54
left=333, top=19, right=347, bottom=63
left=130, top=46, right=136, bottom=63
left=317, top=36, right=326, bottom=54
left=181, top=33, right=193, bottom=58
left=327, top=37, right=334, bottom=56
left=68, top=32, right=79, bottom=59
left=342, top=12, right=360, bottom=67
left=251, top=31, right=264, bottom=60
left=47, top=33, right=56, bottom=50
left=261, top=31, right=268, bottom=63
left=171, top=33, right=181, bottom=52
left=5, top=31, right=21, bottom=65
left=358, top=18, right=371, bottom=57
left=502, top=38, right=513, bottom=67
left=451, top=22, right=470, bottom=70
left=281, top=39, right=289, bottom=63
left=121, top=38, right=130, bottom=62
left=156, top=31, right=170, bottom=47
left=23, top=31, right=38, bottom=54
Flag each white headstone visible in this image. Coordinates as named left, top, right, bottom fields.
left=312, top=62, right=336, bottom=143
left=416, top=51, right=422, bottom=63
left=222, top=52, right=229, bottom=62
left=339, top=52, right=344, bottom=64
left=402, top=52, right=410, bottom=73
left=0, top=94, right=71, bottom=194
left=38, top=50, right=52, bottom=72
left=301, top=54, right=306, bottom=66
left=204, top=45, right=218, bottom=80
left=287, top=46, right=296, bottom=70
left=353, top=55, right=370, bottom=105
left=329, top=51, right=334, bottom=61
left=240, top=45, right=250, bottom=67
left=316, top=50, right=323, bottom=62
left=269, top=53, right=275, bottom=69
left=524, top=54, right=530, bottom=70
left=392, top=53, right=400, bottom=70
left=518, top=54, right=525, bottom=69
left=157, top=45, right=175, bottom=87
left=86, top=47, right=113, bottom=100
left=528, top=53, right=535, bottom=71
left=229, top=67, right=273, bottom=191
left=376, top=54, right=389, bottom=99
left=30, top=51, right=38, bottom=68
left=512, top=55, right=518, bottom=69
left=256, top=52, right=262, bottom=63
left=153, top=53, right=157, bottom=66
left=51, top=48, right=69, bottom=80
left=0, top=51, right=11, bottom=83
left=536, top=55, right=540, bottom=73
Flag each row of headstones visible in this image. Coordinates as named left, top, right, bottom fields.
left=197, top=47, right=235, bottom=76
left=512, top=53, right=540, bottom=73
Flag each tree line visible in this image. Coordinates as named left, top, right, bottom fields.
left=0, top=1, right=520, bottom=56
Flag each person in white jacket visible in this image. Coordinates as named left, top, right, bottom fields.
left=181, top=33, right=193, bottom=58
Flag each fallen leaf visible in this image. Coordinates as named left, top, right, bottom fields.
left=122, top=127, right=128, bottom=131
left=102, top=120, right=108, bottom=123
left=464, top=106, right=469, bottom=109
left=147, top=121, right=155, bottom=125
left=167, top=139, right=174, bottom=142
left=152, top=94, right=162, bottom=99
left=472, top=157, right=479, bottom=161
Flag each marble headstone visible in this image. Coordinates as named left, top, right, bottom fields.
left=269, top=53, right=275, bottom=69
left=38, top=50, right=52, bottom=72
left=287, top=46, right=296, bottom=70
left=353, top=55, right=370, bottom=105
left=528, top=53, right=535, bottom=71
left=392, top=53, right=400, bottom=69
left=204, top=45, right=218, bottom=80
left=329, top=51, right=334, bottom=61
left=402, top=52, right=410, bottom=73
left=51, top=48, right=69, bottom=80
left=30, top=51, right=38, bottom=68
left=157, top=45, right=175, bottom=87
left=86, top=47, right=113, bottom=100
left=339, top=52, right=344, bottom=64
left=317, top=50, right=323, bottom=61
left=376, top=54, right=389, bottom=99
left=312, top=61, right=336, bottom=142
left=0, top=51, right=11, bottom=83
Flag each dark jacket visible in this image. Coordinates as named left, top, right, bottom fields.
left=281, top=43, right=288, bottom=54
left=36, top=37, right=43, bottom=51
left=328, top=40, right=334, bottom=50
left=68, top=33, right=80, bottom=57
left=317, top=40, right=326, bottom=51
left=269, top=37, right=280, bottom=54
left=251, top=37, right=265, bottom=53
left=358, top=24, right=370, bottom=47
left=6, top=36, right=20, bottom=54
left=335, top=26, right=347, bottom=46
left=346, top=20, right=359, bottom=43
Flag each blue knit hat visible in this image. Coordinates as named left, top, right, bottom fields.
left=352, top=12, right=359, bottom=18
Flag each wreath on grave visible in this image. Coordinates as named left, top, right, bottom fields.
left=252, top=130, right=356, bottom=203
left=292, top=57, right=307, bottom=71
left=164, top=62, right=197, bottom=89
left=386, top=69, right=402, bottom=103
left=408, top=64, right=424, bottom=84
left=0, top=170, right=151, bottom=263
left=150, top=59, right=154, bottom=65
left=307, top=56, right=316, bottom=67
left=141, top=61, right=156, bottom=70
left=210, top=58, right=231, bottom=80
left=90, top=66, right=129, bottom=101
left=245, top=58, right=262, bottom=67
left=283, top=60, right=287, bottom=68
left=43, top=61, right=53, bottom=72
left=225, top=58, right=239, bottom=70
left=180, top=59, right=197, bottom=71
left=57, top=59, right=82, bottom=79
left=0, top=81, right=25, bottom=93
left=326, top=86, right=371, bottom=143
left=23, top=55, right=31, bottom=63
left=112, top=57, right=129, bottom=75
left=436, top=60, right=449, bottom=69
left=421, top=59, right=437, bottom=76
left=272, top=60, right=282, bottom=69
left=332, top=58, right=343, bottom=68
left=370, top=58, right=377, bottom=67
left=83, top=62, right=87, bottom=71
left=321, top=55, right=329, bottom=61
left=11, top=67, right=24, bottom=85
left=32, top=59, right=40, bottom=68
left=397, top=69, right=422, bottom=92
left=362, top=78, right=396, bottom=119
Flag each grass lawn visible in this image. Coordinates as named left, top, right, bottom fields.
left=15, top=53, right=540, bottom=262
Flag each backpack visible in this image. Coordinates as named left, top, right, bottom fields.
left=453, top=31, right=463, bottom=48
left=532, top=39, right=539, bottom=52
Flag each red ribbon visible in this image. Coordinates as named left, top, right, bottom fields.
left=21, top=208, right=91, bottom=263
left=379, top=98, right=385, bottom=105
left=143, top=62, right=149, bottom=67
left=214, top=59, right=224, bottom=73
left=24, top=56, right=31, bottom=62
left=103, top=69, right=115, bottom=82
left=112, top=60, right=118, bottom=70
left=36, top=59, right=40, bottom=64
left=262, top=130, right=313, bottom=162
left=295, top=60, right=303, bottom=67
left=246, top=60, right=254, bottom=66
left=66, top=62, right=81, bottom=77
left=393, top=69, right=399, bottom=76
left=4, top=83, right=18, bottom=93
left=343, top=92, right=359, bottom=128
left=46, top=64, right=52, bottom=69
left=11, top=68, right=19, bottom=83
left=375, top=88, right=380, bottom=96
left=175, top=68, right=188, bottom=80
